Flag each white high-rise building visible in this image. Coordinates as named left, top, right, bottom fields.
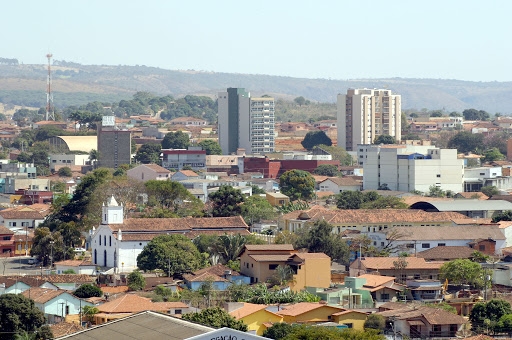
left=218, top=88, right=275, bottom=155
left=337, top=88, right=401, bottom=151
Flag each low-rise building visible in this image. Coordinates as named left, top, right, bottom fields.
left=161, top=147, right=206, bottom=171
left=49, top=154, right=90, bottom=172
left=182, top=264, right=250, bottom=291
left=227, top=302, right=283, bottom=335
left=318, top=177, right=361, bottom=193
left=350, top=257, right=444, bottom=281
left=126, top=163, right=171, bottom=182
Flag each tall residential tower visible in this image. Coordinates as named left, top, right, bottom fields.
left=337, top=88, right=401, bottom=151
left=218, top=88, right=275, bottom=155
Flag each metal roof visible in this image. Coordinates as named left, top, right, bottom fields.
left=55, top=311, right=213, bottom=340
left=49, top=136, right=97, bottom=153
left=410, top=199, right=512, bottom=211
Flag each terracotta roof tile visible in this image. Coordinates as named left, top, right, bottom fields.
left=416, top=246, right=476, bottom=260
left=54, top=259, right=94, bottom=267
left=49, top=322, right=84, bottom=338
left=97, top=293, right=188, bottom=313
left=177, top=170, right=199, bottom=177
left=186, top=263, right=241, bottom=277
left=182, top=272, right=227, bottom=283
left=377, top=306, right=467, bottom=325
left=0, top=208, right=45, bottom=220
left=142, top=163, right=171, bottom=173
left=356, top=257, right=444, bottom=270
left=0, top=225, right=13, bottom=235
left=229, top=303, right=269, bottom=319
left=293, top=253, right=330, bottom=259
left=21, top=287, right=65, bottom=303
left=101, top=286, right=129, bottom=294
left=456, top=192, right=489, bottom=200
left=244, top=244, right=294, bottom=251
left=249, top=255, right=293, bottom=262
left=277, top=302, right=343, bottom=316
left=358, top=274, right=396, bottom=288
left=320, top=177, right=361, bottom=186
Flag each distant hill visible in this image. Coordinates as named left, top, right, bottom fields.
left=0, top=62, right=511, bottom=113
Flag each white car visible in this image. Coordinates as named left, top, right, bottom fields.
left=28, top=258, right=38, bottom=265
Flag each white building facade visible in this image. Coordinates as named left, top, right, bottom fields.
left=337, top=88, right=401, bottom=151
left=360, top=144, right=463, bottom=193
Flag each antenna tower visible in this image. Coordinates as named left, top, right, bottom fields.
left=45, top=53, right=55, bottom=121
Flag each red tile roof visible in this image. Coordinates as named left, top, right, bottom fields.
left=97, top=293, right=188, bottom=313
left=354, top=257, right=444, bottom=270
left=416, top=246, right=476, bottom=260
left=244, top=244, right=294, bottom=251
left=21, top=288, right=66, bottom=303
left=276, top=302, right=343, bottom=316
left=229, top=303, right=269, bottom=319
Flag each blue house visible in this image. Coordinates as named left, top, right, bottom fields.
left=182, top=264, right=250, bottom=291
left=21, top=287, right=93, bottom=324
left=0, top=278, right=31, bottom=294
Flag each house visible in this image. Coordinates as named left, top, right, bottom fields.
left=349, top=257, right=444, bottom=281
left=239, top=244, right=331, bottom=291
left=48, top=154, right=91, bottom=172
left=406, top=279, right=443, bottom=302
left=280, top=205, right=469, bottom=234
left=91, top=196, right=250, bottom=272
left=226, top=302, right=283, bottom=335
left=0, top=277, right=31, bottom=294
left=126, top=164, right=171, bottom=182
left=318, top=177, right=361, bottom=193
left=416, top=246, right=476, bottom=261
left=54, top=259, right=97, bottom=275
left=21, top=287, right=93, bottom=324
left=330, top=310, right=369, bottom=330
left=53, top=310, right=215, bottom=340
left=169, top=117, right=208, bottom=126
left=182, top=263, right=250, bottom=291
left=0, top=205, right=48, bottom=229
left=274, top=302, right=345, bottom=324
left=171, top=170, right=200, bottom=182
left=376, top=305, right=467, bottom=338
left=94, top=293, right=189, bottom=324
left=49, top=321, right=84, bottom=338
left=367, top=225, right=506, bottom=255
left=0, top=225, right=14, bottom=255
left=265, top=192, right=289, bottom=206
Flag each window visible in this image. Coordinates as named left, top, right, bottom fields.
left=246, top=263, right=249, bottom=268
left=109, top=236, right=112, bottom=247
left=414, top=274, right=421, bottom=279
left=345, top=323, right=353, bottom=329
left=175, top=309, right=182, bottom=315
left=104, top=236, right=106, bottom=246
left=436, top=174, right=441, bottom=178
left=438, top=243, right=446, bottom=246
left=269, top=264, right=278, bottom=270
left=66, top=306, right=69, bottom=315
left=9, top=222, right=16, bottom=227
left=422, top=243, right=430, bottom=248
left=99, top=235, right=101, bottom=245
left=406, top=243, right=414, bottom=248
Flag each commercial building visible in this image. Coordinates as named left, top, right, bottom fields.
left=97, top=116, right=131, bottom=169
left=218, top=88, right=275, bottom=155
left=359, top=144, right=463, bottom=193
left=337, top=88, right=401, bottom=151
left=161, top=147, right=206, bottom=171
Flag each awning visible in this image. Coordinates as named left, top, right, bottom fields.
left=407, top=320, right=425, bottom=326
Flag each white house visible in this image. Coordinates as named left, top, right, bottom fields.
left=0, top=206, right=47, bottom=229
left=171, top=170, right=200, bottom=182
left=54, top=259, right=97, bottom=275
left=127, top=164, right=171, bottom=182
left=367, top=225, right=506, bottom=255
left=91, top=196, right=250, bottom=272
left=318, top=177, right=361, bottom=193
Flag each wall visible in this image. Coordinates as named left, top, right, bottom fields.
left=240, top=309, right=283, bottom=335
left=291, top=257, right=331, bottom=291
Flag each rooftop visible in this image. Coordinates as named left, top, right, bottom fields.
left=416, top=246, right=476, bottom=260
left=97, top=293, right=188, bottom=314
left=382, top=225, right=505, bottom=241
left=353, top=257, right=444, bottom=270
left=276, top=302, right=343, bottom=316
left=21, top=287, right=66, bottom=303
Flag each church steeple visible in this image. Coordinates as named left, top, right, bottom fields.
left=102, top=195, right=124, bottom=225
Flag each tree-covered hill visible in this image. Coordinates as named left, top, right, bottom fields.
left=0, top=62, right=511, bottom=113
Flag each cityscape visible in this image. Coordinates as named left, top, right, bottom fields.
left=1, top=1, right=511, bottom=339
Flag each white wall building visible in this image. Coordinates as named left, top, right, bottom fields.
left=49, top=154, right=90, bottom=171
left=218, top=88, right=275, bottom=155
left=126, top=164, right=171, bottom=182
left=360, top=144, right=463, bottom=193
left=337, top=88, right=401, bottom=151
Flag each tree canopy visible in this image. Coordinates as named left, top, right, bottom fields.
left=492, top=210, right=512, bottom=223
left=295, top=220, right=349, bottom=264
left=73, top=284, right=103, bottom=298
left=182, top=307, right=248, bottom=331
left=134, top=143, right=161, bottom=164
left=374, top=134, right=396, bottom=144
left=301, top=130, right=332, bottom=150
left=463, top=108, right=490, bottom=121
left=198, top=139, right=222, bottom=155
left=279, top=170, right=315, bottom=201
left=137, top=234, right=206, bottom=276
left=208, top=185, right=245, bottom=217
left=0, top=294, right=52, bottom=340
left=440, top=259, right=483, bottom=287
left=447, top=131, right=484, bottom=153
left=145, top=180, right=203, bottom=217
left=313, top=164, right=340, bottom=176
left=127, top=270, right=146, bottom=291
left=241, top=195, right=276, bottom=226
left=162, top=131, right=190, bottom=149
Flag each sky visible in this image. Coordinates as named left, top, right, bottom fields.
left=2, top=0, right=510, bottom=82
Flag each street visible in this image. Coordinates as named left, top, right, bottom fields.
left=0, top=256, right=51, bottom=276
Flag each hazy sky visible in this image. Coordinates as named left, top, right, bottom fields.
left=3, top=0, right=509, bottom=82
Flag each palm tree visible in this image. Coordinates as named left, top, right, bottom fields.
left=82, top=305, right=100, bottom=324
left=14, top=331, right=36, bottom=340
left=212, top=234, right=246, bottom=263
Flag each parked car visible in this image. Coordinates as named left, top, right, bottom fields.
left=28, top=257, right=38, bottom=265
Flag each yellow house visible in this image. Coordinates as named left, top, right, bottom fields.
left=228, top=302, right=283, bottom=335
left=239, top=245, right=331, bottom=291
left=331, top=310, right=368, bottom=330
left=275, top=302, right=345, bottom=324
left=266, top=192, right=290, bottom=207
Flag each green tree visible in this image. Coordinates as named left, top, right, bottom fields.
left=127, top=270, right=146, bottom=291
left=182, top=307, right=248, bottom=331
left=313, top=164, right=340, bottom=176
left=198, top=139, right=222, bottom=155
left=279, top=170, right=315, bottom=201
left=360, top=196, right=408, bottom=209
left=263, top=322, right=294, bottom=340
left=424, top=302, right=458, bottom=314
left=57, top=167, right=72, bottom=177
left=29, top=227, right=71, bottom=266
left=145, top=180, right=202, bottom=216
left=0, top=294, right=52, bottom=340
left=294, top=96, right=307, bottom=106
left=73, top=284, right=103, bottom=298
left=463, top=108, right=490, bottom=121
left=470, top=300, right=512, bottom=334
left=212, top=234, right=247, bottom=263
left=314, top=145, right=353, bottom=166
left=440, top=259, right=483, bottom=287
left=137, top=234, right=205, bottom=276
left=134, top=143, right=162, bottom=164
left=364, top=314, right=386, bottom=332
left=374, top=134, right=396, bottom=144
left=492, top=210, right=512, bottom=223
left=295, top=220, right=349, bottom=264
left=269, top=264, right=295, bottom=286
left=483, top=148, right=505, bottom=162
left=279, top=325, right=384, bottom=340
left=251, top=184, right=266, bottom=195
left=447, top=131, right=484, bottom=153
left=81, top=305, right=100, bottom=323
left=241, top=195, right=276, bottom=226
left=428, top=185, right=446, bottom=197
left=481, top=185, right=499, bottom=197
left=301, top=131, right=332, bottom=150
left=208, top=185, right=245, bottom=217
left=162, top=131, right=190, bottom=149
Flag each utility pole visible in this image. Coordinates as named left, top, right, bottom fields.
left=49, top=240, right=54, bottom=273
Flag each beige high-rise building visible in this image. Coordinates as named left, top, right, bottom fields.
left=337, top=89, right=401, bottom=151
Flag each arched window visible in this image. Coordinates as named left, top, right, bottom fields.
left=104, top=250, right=107, bottom=267
left=94, top=249, right=97, bottom=264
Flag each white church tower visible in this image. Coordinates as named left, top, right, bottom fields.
left=102, top=195, right=124, bottom=225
